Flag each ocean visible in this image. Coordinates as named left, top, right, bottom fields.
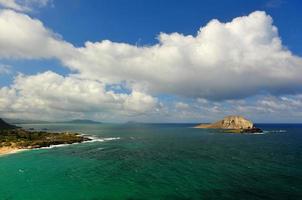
left=0, top=123, right=301, bottom=200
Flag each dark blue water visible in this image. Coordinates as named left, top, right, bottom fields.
left=0, top=123, right=301, bottom=199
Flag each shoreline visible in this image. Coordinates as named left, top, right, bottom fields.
left=0, top=127, right=90, bottom=157
left=0, top=147, right=27, bottom=157
left=0, top=136, right=120, bottom=157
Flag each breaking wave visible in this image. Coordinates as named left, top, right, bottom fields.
left=85, top=136, right=121, bottom=143
left=37, top=136, right=120, bottom=150
left=262, top=130, right=287, bottom=134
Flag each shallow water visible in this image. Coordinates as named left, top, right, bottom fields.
left=0, top=123, right=302, bottom=199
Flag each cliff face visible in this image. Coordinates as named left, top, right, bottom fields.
left=195, top=116, right=253, bottom=129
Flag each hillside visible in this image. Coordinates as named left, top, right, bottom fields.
left=0, top=119, right=18, bottom=130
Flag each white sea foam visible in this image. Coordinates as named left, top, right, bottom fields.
left=252, top=132, right=265, bottom=135
left=272, top=130, right=287, bottom=133
left=85, top=136, right=120, bottom=143
left=36, top=136, right=120, bottom=150
left=274, top=130, right=287, bottom=133
left=260, top=130, right=287, bottom=134
left=38, top=143, right=71, bottom=150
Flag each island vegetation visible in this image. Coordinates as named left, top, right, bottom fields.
left=0, top=118, right=90, bottom=155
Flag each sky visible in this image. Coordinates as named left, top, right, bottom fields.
left=0, top=0, right=302, bottom=123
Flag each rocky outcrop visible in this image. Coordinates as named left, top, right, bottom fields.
left=0, top=119, right=91, bottom=153
left=195, top=115, right=253, bottom=129
left=195, top=115, right=262, bottom=133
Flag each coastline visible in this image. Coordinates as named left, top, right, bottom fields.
left=0, top=146, right=27, bottom=156
left=0, top=136, right=121, bottom=157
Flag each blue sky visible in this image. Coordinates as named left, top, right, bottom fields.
left=0, top=0, right=302, bottom=122
left=35, top=0, right=302, bottom=52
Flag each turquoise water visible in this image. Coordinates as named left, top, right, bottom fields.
left=0, top=123, right=302, bottom=200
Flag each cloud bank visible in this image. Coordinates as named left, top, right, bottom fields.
left=65, top=11, right=302, bottom=100
left=0, top=71, right=159, bottom=120
left=0, top=9, right=302, bottom=121
left=0, top=9, right=73, bottom=59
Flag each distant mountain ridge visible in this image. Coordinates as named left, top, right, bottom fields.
left=0, top=118, right=19, bottom=130
left=2, top=118, right=102, bottom=124
left=3, top=118, right=50, bottom=124
left=60, top=119, right=102, bottom=124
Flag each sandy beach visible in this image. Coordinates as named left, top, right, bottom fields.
left=0, top=147, right=25, bottom=156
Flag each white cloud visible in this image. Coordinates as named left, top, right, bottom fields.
left=156, top=94, right=302, bottom=123
left=63, top=11, right=302, bottom=100
left=0, top=9, right=74, bottom=59
left=1, top=10, right=302, bottom=100
left=0, top=0, right=25, bottom=11
left=175, top=102, right=190, bottom=110
left=0, top=71, right=159, bottom=120
left=1, top=10, right=302, bottom=121
left=0, top=0, right=51, bottom=12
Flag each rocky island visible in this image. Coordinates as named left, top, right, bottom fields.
left=195, top=115, right=262, bottom=133
left=0, top=118, right=90, bottom=156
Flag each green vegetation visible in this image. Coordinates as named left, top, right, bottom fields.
left=0, top=129, right=89, bottom=148
left=0, top=118, right=89, bottom=149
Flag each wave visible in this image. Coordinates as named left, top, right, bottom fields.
left=85, top=136, right=120, bottom=143
left=252, top=132, right=265, bottom=135
left=37, top=136, right=120, bottom=150
left=260, top=130, right=287, bottom=135
left=244, top=129, right=287, bottom=135
left=264, top=130, right=287, bottom=134
left=38, top=143, right=73, bottom=150
left=272, top=130, right=287, bottom=133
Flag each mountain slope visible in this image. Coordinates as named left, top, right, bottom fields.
left=0, top=118, right=18, bottom=130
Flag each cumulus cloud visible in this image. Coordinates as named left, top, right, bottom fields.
left=0, top=0, right=50, bottom=12
left=0, top=9, right=74, bottom=59
left=156, top=95, right=302, bottom=123
left=1, top=9, right=302, bottom=121
left=1, top=10, right=302, bottom=100
left=64, top=11, right=302, bottom=100
left=0, top=71, right=159, bottom=120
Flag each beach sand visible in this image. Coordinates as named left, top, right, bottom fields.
left=0, top=147, right=25, bottom=156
